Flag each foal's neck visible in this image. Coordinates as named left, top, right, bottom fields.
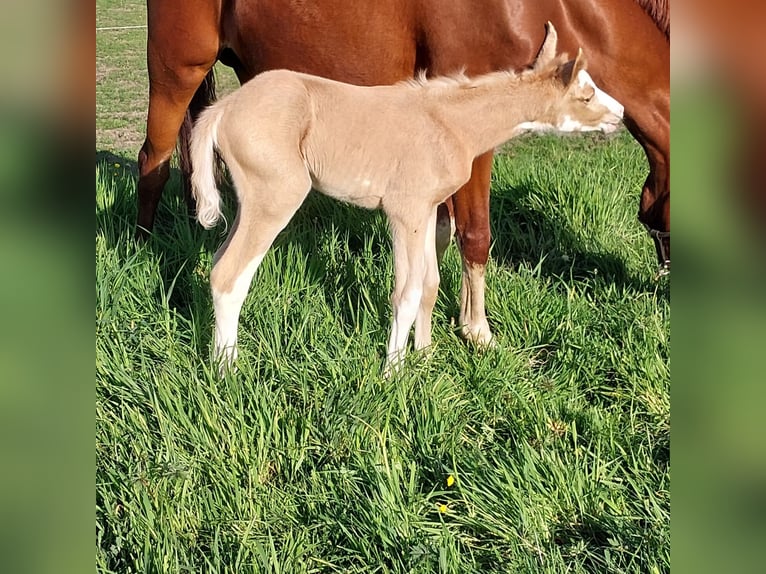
left=430, top=72, right=556, bottom=155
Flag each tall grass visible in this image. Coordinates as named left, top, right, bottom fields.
left=96, top=129, right=669, bottom=572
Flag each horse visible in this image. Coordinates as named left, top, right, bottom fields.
left=189, top=24, right=624, bottom=373
left=137, top=0, right=669, bottom=346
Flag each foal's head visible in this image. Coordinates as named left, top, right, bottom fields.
left=522, top=23, right=624, bottom=134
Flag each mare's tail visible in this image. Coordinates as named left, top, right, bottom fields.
left=190, top=103, right=226, bottom=228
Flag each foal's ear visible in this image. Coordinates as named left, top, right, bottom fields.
left=569, top=48, right=588, bottom=83
left=532, top=21, right=558, bottom=71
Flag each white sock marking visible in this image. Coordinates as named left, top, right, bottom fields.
left=212, top=254, right=265, bottom=369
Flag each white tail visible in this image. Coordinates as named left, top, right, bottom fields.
left=190, top=106, right=225, bottom=228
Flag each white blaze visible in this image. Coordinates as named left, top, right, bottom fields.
left=577, top=70, right=624, bottom=119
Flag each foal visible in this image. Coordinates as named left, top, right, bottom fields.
left=190, top=23, right=623, bottom=374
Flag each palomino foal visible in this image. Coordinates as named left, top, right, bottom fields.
left=190, top=23, right=623, bottom=374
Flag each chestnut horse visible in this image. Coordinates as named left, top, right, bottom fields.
left=137, top=0, right=669, bottom=345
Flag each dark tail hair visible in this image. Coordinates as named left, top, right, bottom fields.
left=178, top=69, right=218, bottom=211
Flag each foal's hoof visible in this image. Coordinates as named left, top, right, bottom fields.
left=382, top=362, right=399, bottom=380
left=214, top=346, right=238, bottom=376
left=461, top=324, right=496, bottom=349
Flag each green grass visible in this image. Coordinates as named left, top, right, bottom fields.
left=96, top=133, right=669, bottom=573
left=97, top=1, right=669, bottom=571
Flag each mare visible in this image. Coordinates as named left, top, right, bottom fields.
left=138, top=0, right=669, bottom=345
left=190, top=25, right=624, bottom=373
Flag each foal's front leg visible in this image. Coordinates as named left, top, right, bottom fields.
left=414, top=207, right=440, bottom=350
left=384, top=211, right=430, bottom=375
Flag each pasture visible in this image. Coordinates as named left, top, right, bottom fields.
left=96, top=1, right=669, bottom=572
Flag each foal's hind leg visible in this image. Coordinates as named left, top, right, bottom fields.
left=210, top=172, right=311, bottom=370
left=211, top=214, right=267, bottom=367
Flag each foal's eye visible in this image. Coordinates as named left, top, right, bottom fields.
left=582, top=95, right=593, bottom=104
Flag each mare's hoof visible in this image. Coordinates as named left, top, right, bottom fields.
left=135, top=225, right=152, bottom=242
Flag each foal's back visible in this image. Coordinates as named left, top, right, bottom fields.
left=214, top=70, right=469, bottom=211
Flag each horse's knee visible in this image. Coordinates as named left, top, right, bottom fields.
left=209, top=261, right=228, bottom=295
left=138, top=144, right=172, bottom=179
left=456, top=227, right=491, bottom=265
left=394, top=285, right=423, bottom=319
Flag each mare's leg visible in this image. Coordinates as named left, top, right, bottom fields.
left=414, top=207, right=440, bottom=350
left=636, top=134, right=671, bottom=266
left=136, top=4, right=219, bottom=235
left=385, top=210, right=431, bottom=375
left=616, top=78, right=670, bottom=269
left=628, top=70, right=671, bottom=271
left=581, top=9, right=670, bottom=268
left=211, top=171, right=311, bottom=369
left=451, top=152, right=494, bottom=346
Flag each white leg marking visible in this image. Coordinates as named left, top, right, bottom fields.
left=459, top=261, right=494, bottom=347
left=384, top=226, right=408, bottom=377
left=384, top=214, right=431, bottom=376
left=385, top=285, right=423, bottom=376
left=212, top=254, right=265, bottom=370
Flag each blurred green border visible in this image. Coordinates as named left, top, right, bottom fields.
left=672, top=78, right=766, bottom=574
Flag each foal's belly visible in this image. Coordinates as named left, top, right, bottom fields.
left=311, top=175, right=385, bottom=211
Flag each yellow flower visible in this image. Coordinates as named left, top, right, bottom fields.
left=438, top=503, right=448, bottom=514
left=446, top=475, right=455, bottom=487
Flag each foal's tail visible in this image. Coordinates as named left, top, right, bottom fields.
left=179, top=69, right=218, bottom=205
left=190, top=104, right=226, bottom=229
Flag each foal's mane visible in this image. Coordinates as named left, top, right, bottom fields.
left=401, top=69, right=515, bottom=90
left=401, top=60, right=562, bottom=92
left=634, top=0, right=669, bottom=38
